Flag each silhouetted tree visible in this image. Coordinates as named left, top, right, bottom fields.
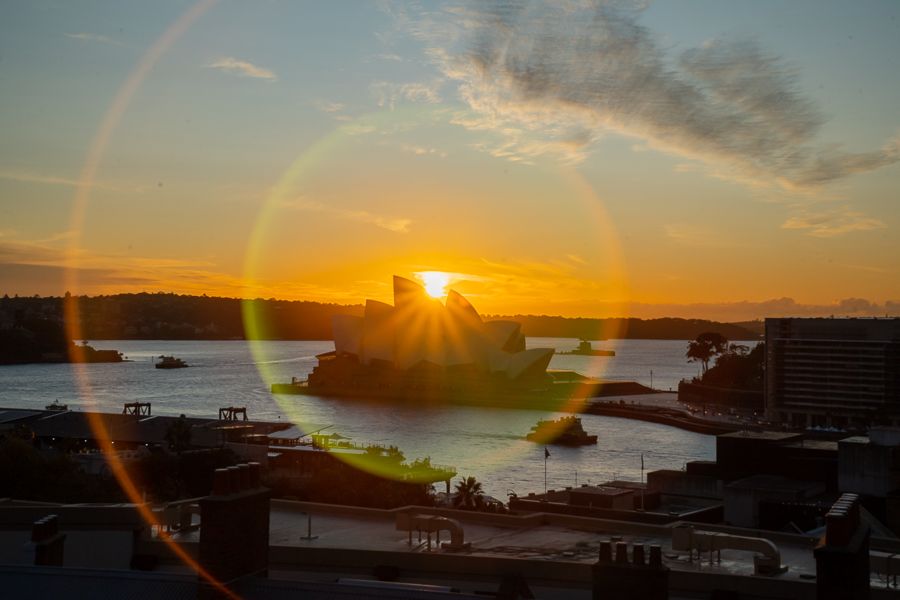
left=686, top=332, right=729, bottom=375
left=164, top=415, right=192, bottom=454
left=0, top=436, right=123, bottom=503
left=452, top=476, right=484, bottom=510
left=702, top=342, right=764, bottom=389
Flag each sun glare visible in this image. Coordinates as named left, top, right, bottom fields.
left=419, top=271, right=450, bottom=299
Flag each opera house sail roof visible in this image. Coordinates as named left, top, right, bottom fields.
left=303, top=276, right=556, bottom=401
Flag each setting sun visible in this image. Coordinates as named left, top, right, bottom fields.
left=418, top=271, right=450, bottom=299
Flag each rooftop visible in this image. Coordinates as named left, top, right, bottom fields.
left=725, top=475, right=827, bottom=494
left=5, top=498, right=900, bottom=598
left=167, top=500, right=823, bottom=579
left=718, top=431, right=803, bottom=442
left=784, top=439, right=839, bottom=452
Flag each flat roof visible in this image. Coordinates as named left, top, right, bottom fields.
left=718, top=431, right=802, bottom=442
left=570, top=486, right=633, bottom=497
left=168, top=500, right=823, bottom=581
left=839, top=436, right=871, bottom=445
left=784, top=439, right=838, bottom=452
left=0, top=409, right=44, bottom=424
left=725, top=475, right=825, bottom=493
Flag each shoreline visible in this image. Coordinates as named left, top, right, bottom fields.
left=273, top=380, right=741, bottom=436
left=582, top=401, right=740, bottom=435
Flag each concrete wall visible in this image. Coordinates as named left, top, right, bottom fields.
left=0, top=505, right=143, bottom=569
left=723, top=480, right=826, bottom=528
left=839, top=438, right=900, bottom=497
left=225, top=441, right=269, bottom=466
left=647, top=470, right=723, bottom=499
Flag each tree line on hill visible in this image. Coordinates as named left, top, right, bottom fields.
left=495, top=314, right=761, bottom=341
left=0, top=313, right=123, bottom=364
left=0, top=292, right=761, bottom=343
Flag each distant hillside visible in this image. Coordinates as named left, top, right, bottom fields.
left=0, top=293, right=759, bottom=341
left=0, top=293, right=362, bottom=341
left=728, top=320, right=765, bottom=337
left=492, top=315, right=760, bottom=341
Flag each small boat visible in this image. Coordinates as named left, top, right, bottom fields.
left=526, top=415, right=597, bottom=446
left=45, top=400, right=68, bottom=412
left=155, top=355, right=189, bottom=369
left=560, top=340, right=615, bottom=356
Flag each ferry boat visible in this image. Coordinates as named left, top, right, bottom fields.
left=155, top=355, right=189, bottom=369
left=526, top=415, right=597, bottom=446
left=559, top=340, right=615, bottom=356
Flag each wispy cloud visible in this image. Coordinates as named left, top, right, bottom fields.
left=313, top=100, right=345, bottom=113
left=372, top=80, right=442, bottom=109
left=841, top=263, right=889, bottom=274
left=65, top=32, right=124, bottom=46
left=397, top=2, right=898, bottom=186
left=0, top=236, right=214, bottom=271
left=339, top=122, right=377, bottom=136
left=781, top=206, right=886, bottom=237
left=664, top=223, right=738, bottom=247
left=416, top=255, right=628, bottom=319
left=0, top=168, right=144, bottom=193
left=0, top=235, right=254, bottom=297
left=779, top=134, right=900, bottom=189
left=397, top=143, right=447, bottom=158
left=621, top=296, right=900, bottom=321
left=206, top=57, right=277, bottom=81
left=0, top=170, right=87, bottom=188
left=282, top=198, right=411, bottom=233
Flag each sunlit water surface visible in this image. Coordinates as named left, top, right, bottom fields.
left=0, top=338, right=719, bottom=499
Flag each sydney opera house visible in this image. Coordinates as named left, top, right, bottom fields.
left=279, top=276, right=563, bottom=403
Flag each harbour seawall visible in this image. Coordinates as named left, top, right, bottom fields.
left=583, top=402, right=739, bottom=436
left=274, top=377, right=735, bottom=436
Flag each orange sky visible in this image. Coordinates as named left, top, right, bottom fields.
left=1, top=2, right=898, bottom=321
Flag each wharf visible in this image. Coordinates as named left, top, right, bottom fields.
left=0, top=406, right=290, bottom=450
left=584, top=398, right=743, bottom=435
left=272, top=378, right=736, bottom=435
left=272, top=374, right=657, bottom=411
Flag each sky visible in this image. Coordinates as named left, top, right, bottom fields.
left=1, top=0, right=898, bottom=321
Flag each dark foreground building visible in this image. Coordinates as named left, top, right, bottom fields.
left=764, top=318, right=900, bottom=429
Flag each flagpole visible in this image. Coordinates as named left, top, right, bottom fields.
left=544, top=447, right=549, bottom=493
left=640, top=452, right=645, bottom=511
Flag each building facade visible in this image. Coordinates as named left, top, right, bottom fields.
left=764, top=318, right=900, bottom=429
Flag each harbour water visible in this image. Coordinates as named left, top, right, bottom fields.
left=0, top=338, right=723, bottom=499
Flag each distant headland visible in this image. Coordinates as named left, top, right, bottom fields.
left=0, top=292, right=761, bottom=342
left=0, top=314, right=123, bottom=365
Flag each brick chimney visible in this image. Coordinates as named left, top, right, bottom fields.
left=198, top=462, right=269, bottom=599
left=814, top=493, right=869, bottom=600
left=593, top=540, right=668, bottom=599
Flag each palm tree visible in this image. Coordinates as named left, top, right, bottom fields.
left=452, top=476, right=484, bottom=510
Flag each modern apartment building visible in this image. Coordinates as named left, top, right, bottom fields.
left=765, top=318, right=900, bottom=429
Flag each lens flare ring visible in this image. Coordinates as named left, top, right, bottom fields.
left=64, top=1, right=241, bottom=596
left=63, top=6, right=629, bottom=588
left=244, top=106, right=630, bottom=482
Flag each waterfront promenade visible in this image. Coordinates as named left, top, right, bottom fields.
left=584, top=392, right=750, bottom=435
